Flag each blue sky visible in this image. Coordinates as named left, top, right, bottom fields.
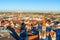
left=0, top=0, right=60, bottom=12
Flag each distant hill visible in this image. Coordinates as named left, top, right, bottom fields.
left=0, top=12, right=60, bottom=15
